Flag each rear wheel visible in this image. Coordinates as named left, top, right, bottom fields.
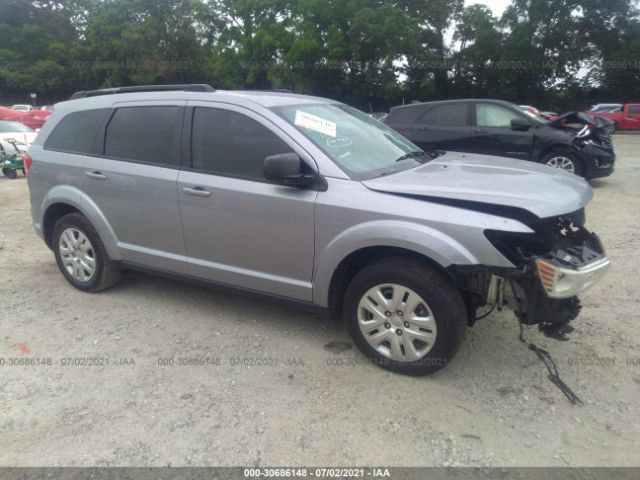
left=541, top=152, right=583, bottom=176
left=343, top=257, right=467, bottom=376
left=53, top=213, right=121, bottom=292
left=604, top=122, right=617, bottom=135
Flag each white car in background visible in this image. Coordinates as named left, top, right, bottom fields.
left=0, top=120, right=37, bottom=152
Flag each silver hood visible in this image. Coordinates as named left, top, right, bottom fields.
left=362, top=152, right=593, bottom=219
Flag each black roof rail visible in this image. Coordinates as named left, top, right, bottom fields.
left=69, top=84, right=215, bottom=100
left=251, top=88, right=293, bottom=93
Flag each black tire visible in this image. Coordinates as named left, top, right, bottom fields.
left=343, top=257, right=467, bottom=376
left=2, top=168, right=17, bottom=179
left=540, top=152, right=583, bottom=177
left=605, top=122, right=617, bottom=135
left=53, top=212, right=121, bottom=292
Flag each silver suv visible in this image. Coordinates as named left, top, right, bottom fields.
left=27, top=84, right=610, bottom=375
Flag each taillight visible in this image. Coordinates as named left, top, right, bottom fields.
left=23, top=152, right=32, bottom=175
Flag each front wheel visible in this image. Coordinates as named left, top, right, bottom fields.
left=53, top=213, right=121, bottom=292
left=343, top=257, right=467, bottom=376
left=541, top=152, right=583, bottom=176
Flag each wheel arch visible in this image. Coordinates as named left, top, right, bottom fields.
left=538, top=145, right=584, bottom=173
left=325, top=246, right=455, bottom=318
left=538, top=142, right=574, bottom=160
left=39, top=186, right=121, bottom=259
left=313, top=220, right=482, bottom=314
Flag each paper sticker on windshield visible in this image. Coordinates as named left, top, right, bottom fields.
left=294, top=111, right=336, bottom=138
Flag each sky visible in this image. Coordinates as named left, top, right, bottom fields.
left=464, top=0, right=511, bottom=17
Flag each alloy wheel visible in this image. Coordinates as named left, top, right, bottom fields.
left=545, top=156, right=575, bottom=173
left=59, top=228, right=96, bottom=282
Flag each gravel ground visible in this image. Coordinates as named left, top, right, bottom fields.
left=1, top=134, right=639, bottom=467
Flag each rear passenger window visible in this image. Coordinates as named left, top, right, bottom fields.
left=44, top=109, right=108, bottom=154
left=419, top=104, right=468, bottom=126
left=191, top=107, right=293, bottom=180
left=105, top=106, right=180, bottom=166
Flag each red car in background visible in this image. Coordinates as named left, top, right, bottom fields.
left=0, top=106, right=53, bottom=130
left=587, top=103, right=640, bottom=133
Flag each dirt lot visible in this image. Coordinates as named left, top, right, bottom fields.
left=1, top=135, right=639, bottom=467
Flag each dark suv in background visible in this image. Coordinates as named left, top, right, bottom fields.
left=383, top=99, right=615, bottom=179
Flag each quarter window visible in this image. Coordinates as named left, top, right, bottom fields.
left=476, top=104, right=523, bottom=127
left=44, top=109, right=108, bottom=154
left=104, top=106, right=180, bottom=166
left=191, top=108, right=294, bottom=180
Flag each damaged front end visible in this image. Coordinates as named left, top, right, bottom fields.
left=453, top=210, right=610, bottom=340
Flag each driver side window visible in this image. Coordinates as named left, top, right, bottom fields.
left=476, top=104, right=523, bottom=127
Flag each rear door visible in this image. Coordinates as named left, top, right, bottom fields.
left=389, top=102, right=472, bottom=152
left=177, top=102, right=316, bottom=301
left=470, top=102, right=534, bottom=160
left=80, top=102, right=187, bottom=273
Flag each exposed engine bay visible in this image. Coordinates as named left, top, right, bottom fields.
left=550, top=111, right=614, bottom=150
left=452, top=209, right=610, bottom=340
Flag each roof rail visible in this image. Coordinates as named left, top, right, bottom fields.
left=251, top=88, right=293, bottom=93
left=69, top=84, right=215, bottom=100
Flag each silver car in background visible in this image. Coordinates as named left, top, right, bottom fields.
left=27, top=84, right=610, bottom=375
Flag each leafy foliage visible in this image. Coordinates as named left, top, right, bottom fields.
left=1, top=0, right=639, bottom=110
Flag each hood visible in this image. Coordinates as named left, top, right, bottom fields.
left=362, top=152, right=592, bottom=220
left=549, top=111, right=607, bottom=129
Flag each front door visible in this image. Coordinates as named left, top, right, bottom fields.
left=470, top=103, right=534, bottom=161
left=177, top=103, right=317, bottom=301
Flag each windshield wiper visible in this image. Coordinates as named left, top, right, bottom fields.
left=395, top=150, right=427, bottom=163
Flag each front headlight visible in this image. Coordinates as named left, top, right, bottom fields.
left=536, top=257, right=611, bottom=298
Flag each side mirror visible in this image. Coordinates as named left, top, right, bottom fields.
left=263, top=152, right=315, bottom=188
left=511, top=118, right=531, bottom=131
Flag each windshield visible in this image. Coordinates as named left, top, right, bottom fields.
left=272, top=103, right=426, bottom=179
left=0, top=121, right=33, bottom=133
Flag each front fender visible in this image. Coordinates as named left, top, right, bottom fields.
left=39, top=185, right=121, bottom=260
left=312, top=220, right=482, bottom=307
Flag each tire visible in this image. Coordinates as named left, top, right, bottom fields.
left=343, top=257, right=467, bottom=376
left=2, top=168, right=17, bottom=179
left=604, top=123, right=617, bottom=135
left=53, top=212, right=121, bottom=292
left=540, top=152, right=583, bottom=176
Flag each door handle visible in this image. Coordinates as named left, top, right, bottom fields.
left=182, top=186, right=211, bottom=197
left=85, top=171, right=107, bottom=180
